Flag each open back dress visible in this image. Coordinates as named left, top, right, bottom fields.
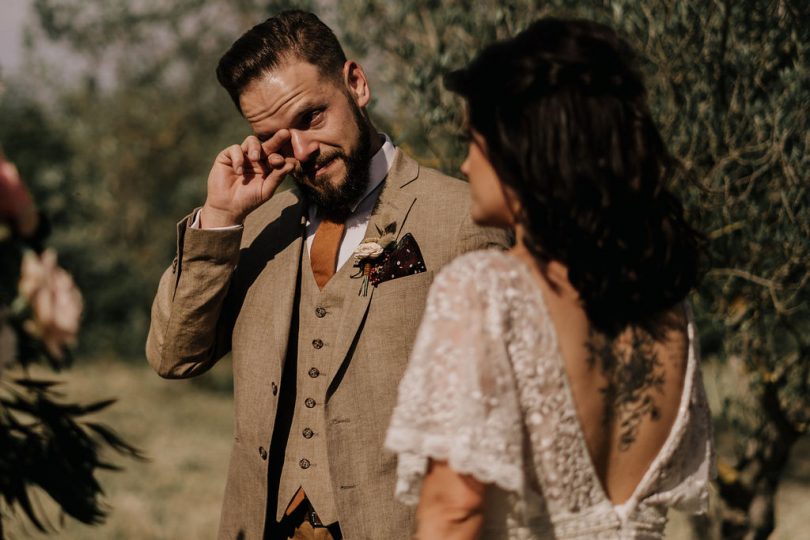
left=385, top=250, right=714, bottom=539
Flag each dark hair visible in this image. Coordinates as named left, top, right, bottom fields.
left=446, top=18, right=704, bottom=337
left=216, top=10, right=347, bottom=112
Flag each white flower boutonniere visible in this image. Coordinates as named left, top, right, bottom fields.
left=353, top=241, right=385, bottom=263
left=352, top=220, right=398, bottom=296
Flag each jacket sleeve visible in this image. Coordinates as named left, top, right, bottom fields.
left=145, top=213, right=243, bottom=378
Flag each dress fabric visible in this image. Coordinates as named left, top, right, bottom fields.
left=384, top=250, right=714, bottom=539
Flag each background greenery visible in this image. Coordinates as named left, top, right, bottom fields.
left=0, top=1, right=806, bottom=538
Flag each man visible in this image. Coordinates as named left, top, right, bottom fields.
left=146, top=10, right=509, bottom=540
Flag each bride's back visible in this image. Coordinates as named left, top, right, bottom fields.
left=524, top=255, right=690, bottom=504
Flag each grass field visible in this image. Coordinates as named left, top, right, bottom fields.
left=3, top=359, right=808, bottom=539
left=4, top=359, right=233, bottom=540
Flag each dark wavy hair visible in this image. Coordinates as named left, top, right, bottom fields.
left=217, top=10, right=346, bottom=113
left=445, top=18, right=704, bottom=337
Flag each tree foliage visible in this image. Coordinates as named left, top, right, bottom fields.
left=337, top=1, right=808, bottom=538
left=5, top=0, right=311, bottom=355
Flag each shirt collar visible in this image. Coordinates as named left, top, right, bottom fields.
left=351, top=133, right=395, bottom=212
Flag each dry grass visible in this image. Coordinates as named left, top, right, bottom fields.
left=3, top=359, right=808, bottom=539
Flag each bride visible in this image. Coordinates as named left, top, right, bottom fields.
left=385, top=17, right=714, bottom=539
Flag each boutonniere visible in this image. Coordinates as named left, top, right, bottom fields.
left=352, top=220, right=397, bottom=296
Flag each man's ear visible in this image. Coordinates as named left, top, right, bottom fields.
left=343, top=60, right=371, bottom=108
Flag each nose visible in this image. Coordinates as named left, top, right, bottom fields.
left=289, top=130, right=318, bottom=163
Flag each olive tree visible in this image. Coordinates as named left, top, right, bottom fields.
left=337, top=1, right=808, bottom=538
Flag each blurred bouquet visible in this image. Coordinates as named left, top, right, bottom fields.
left=2, top=248, right=83, bottom=368
left=0, top=155, right=81, bottom=368
left=18, top=249, right=83, bottom=360
left=0, top=154, right=140, bottom=537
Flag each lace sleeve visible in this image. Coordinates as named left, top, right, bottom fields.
left=384, top=252, right=525, bottom=506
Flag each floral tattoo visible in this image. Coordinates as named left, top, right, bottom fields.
left=586, top=328, right=666, bottom=451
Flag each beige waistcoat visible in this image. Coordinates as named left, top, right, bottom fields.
left=276, top=246, right=362, bottom=524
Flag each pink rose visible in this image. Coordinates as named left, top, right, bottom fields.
left=0, top=156, right=39, bottom=238
left=18, top=249, right=83, bottom=359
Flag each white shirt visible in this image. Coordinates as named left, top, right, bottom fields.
left=193, top=134, right=397, bottom=272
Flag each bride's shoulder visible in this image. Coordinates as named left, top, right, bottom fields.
left=440, top=248, right=518, bottom=277
left=428, top=249, right=531, bottom=312
left=434, top=249, right=518, bottom=289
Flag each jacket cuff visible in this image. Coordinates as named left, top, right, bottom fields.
left=176, top=211, right=243, bottom=268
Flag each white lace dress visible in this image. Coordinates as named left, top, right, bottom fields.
left=385, top=250, right=714, bottom=539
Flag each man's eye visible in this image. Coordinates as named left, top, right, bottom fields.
left=306, top=110, right=324, bottom=126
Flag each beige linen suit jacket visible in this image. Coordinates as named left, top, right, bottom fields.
left=146, top=149, right=510, bottom=539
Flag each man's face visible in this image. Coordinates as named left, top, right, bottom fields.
left=239, top=60, right=372, bottom=218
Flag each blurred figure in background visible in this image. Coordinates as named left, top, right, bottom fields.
left=146, top=9, right=508, bottom=540
left=386, top=17, right=714, bottom=539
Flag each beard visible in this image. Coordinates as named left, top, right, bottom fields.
left=294, top=97, right=372, bottom=221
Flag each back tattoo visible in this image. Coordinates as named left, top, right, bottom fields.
left=586, top=327, right=666, bottom=450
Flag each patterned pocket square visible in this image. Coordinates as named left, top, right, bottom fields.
left=369, top=233, right=427, bottom=287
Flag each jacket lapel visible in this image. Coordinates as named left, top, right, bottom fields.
left=327, top=149, right=419, bottom=389
left=241, top=193, right=306, bottom=368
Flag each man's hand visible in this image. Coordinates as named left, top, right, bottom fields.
left=200, top=130, right=296, bottom=228
left=0, top=154, right=39, bottom=237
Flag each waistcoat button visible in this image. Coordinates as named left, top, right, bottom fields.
left=305, top=398, right=316, bottom=408
left=308, top=367, right=320, bottom=378
left=271, top=382, right=278, bottom=395
left=258, top=447, right=268, bottom=460
left=299, top=458, right=311, bottom=469
left=303, top=428, right=314, bottom=439
left=312, top=339, right=324, bottom=349
left=315, top=306, right=327, bottom=318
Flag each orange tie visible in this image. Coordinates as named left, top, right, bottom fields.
left=310, top=217, right=346, bottom=289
